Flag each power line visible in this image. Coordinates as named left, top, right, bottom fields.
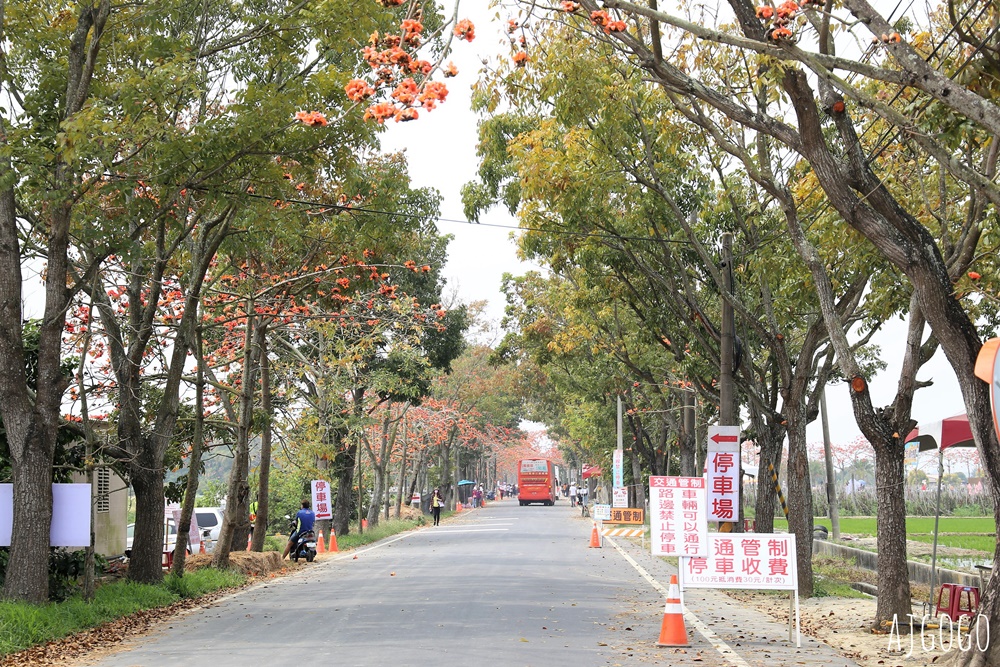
left=193, top=184, right=694, bottom=245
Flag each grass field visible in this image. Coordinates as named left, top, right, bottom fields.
left=774, top=516, right=995, bottom=534
left=0, top=569, right=245, bottom=656
left=770, top=516, right=997, bottom=553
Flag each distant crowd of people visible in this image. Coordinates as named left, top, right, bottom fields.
left=562, top=482, right=588, bottom=507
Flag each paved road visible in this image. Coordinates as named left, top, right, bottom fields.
left=78, top=499, right=858, bottom=666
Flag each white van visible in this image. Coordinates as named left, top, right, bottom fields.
left=194, top=507, right=225, bottom=552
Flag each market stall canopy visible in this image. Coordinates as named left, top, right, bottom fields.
left=457, top=480, right=476, bottom=486
left=582, top=465, right=602, bottom=479
left=904, top=413, right=975, bottom=452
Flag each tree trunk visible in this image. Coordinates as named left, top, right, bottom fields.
left=754, top=427, right=784, bottom=534
left=251, top=327, right=272, bottom=552
left=679, top=390, right=696, bottom=477
left=173, top=327, right=207, bottom=575
left=131, top=461, right=165, bottom=582
left=332, top=388, right=365, bottom=537
left=366, top=459, right=386, bottom=528
left=213, top=313, right=257, bottom=568
left=332, top=438, right=358, bottom=537
left=629, top=446, right=645, bottom=509
left=785, top=411, right=813, bottom=597
left=872, top=440, right=911, bottom=630
left=394, top=417, right=408, bottom=519
left=4, top=445, right=54, bottom=601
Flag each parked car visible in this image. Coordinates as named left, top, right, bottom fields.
left=194, top=507, right=225, bottom=552
left=126, top=519, right=187, bottom=556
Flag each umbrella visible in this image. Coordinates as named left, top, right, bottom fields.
left=904, top=413, right=977, bottom=611
left=457, top=480, right=476, bottom=486
left=582, top=465, right=602, bottom=479
left=904, top=413, right=974, bottom=451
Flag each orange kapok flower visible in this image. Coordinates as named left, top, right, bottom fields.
left=776, top=1, right=799, bottom=18
left=394, top=107, right=419, bottom=122
left=454, top=18, right=475, bottom=41
left=443, top=61, right=459, bottom=77
left=512, top=50, right=529, bottom=67
left=561, top=1, right=580, bottom=11
left=363, top=102, right=398, bottom=124
left=756, top=5, right=774, bottom=18
left=969, top=271, right=982, bottom=280
left=769, top=25, right=793, bottom=40
left=294, top=110, right=328, bottom=126
left=590, top=10, right=609, bottom=28
left=345, top=79, right=376, bottom=102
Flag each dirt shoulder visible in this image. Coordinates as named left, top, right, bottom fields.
left=728, top=590, right=973, bottom=667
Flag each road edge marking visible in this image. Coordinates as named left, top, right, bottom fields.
left=604, top=534, right=752, bottom=667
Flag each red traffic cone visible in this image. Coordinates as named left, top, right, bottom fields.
left=656, top=575, right=690, bottom=647
left=316, top=532, right=326, bottom=553
left=328, top=531, right=339, bottom=553
left=589, top=522, right=601, bottom=548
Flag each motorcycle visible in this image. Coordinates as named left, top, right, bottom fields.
left=286, top=515, right=317, bottom=563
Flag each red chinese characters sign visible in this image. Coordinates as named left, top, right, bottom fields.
left=650, top=476, right=707, bottom=557
left=707, top=426, right=740, bottom=521
left=683, top=533, right=797, bottom=590
left=311, top=480, right=333, bottom=520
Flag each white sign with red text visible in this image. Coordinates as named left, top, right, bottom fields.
left=650, top=476, right=707, bottom=557
left=682, top=533, right=797, bottom=590
left=311, top=480, right=333, bottom=520
left=707, top=426, right=740, bottom=521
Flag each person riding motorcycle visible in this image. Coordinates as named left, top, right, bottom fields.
left=282, top=499, right=315, bottom=560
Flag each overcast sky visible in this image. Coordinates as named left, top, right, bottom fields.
left=380, top=6, right=972, bottom=454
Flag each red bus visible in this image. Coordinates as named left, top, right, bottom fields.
left=518, top=459, right=558, bottom=506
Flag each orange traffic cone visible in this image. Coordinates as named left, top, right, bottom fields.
left=456, top=502, right=463, bottom=512
left=199, top=540, right=206, bottom=555
left=589, top=522, right=601, bottom=548
left=317, top=532, right=326, bottom=553
left=656, top=575, right=689, bottom=647
left=328, top=531, right=339, bottom=553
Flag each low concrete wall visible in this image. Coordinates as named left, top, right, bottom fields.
left=813, top=540, right=984, bottom=589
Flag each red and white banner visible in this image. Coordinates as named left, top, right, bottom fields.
left=311, top=480, right=333, bottom=520
left=707, top=426, right=740, bottom=521
left=650, top=476, right=707, bottom=557
left=682, top=533, right=797, bottom=590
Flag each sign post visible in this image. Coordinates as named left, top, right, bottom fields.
left=681, top=533, right=800, bottom=646
left=707, top=426, right=741, bottom=525
left=311, top=480, right=333, bottom=520
left=649, top=476, right=707, bottom=557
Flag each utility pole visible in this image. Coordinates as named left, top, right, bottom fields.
left=719, top=232, right=740, bottom=532
left=820, top=387, right=841, bottom=540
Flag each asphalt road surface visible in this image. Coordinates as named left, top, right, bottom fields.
left=81, top=499, right=655, bottom=666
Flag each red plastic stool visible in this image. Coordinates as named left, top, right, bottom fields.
left=935, top=584, right=980, bottom=621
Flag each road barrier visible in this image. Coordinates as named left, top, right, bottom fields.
left=589, top=522, right=602, bottom=548
left=602, top=528, right=644, bottom=538
left=657, top=575, right=690, bottom=647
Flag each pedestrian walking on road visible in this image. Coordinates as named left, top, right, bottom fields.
left=569, top=482, right=577, bottom=507
left=431, top=488, right=444, bottom=526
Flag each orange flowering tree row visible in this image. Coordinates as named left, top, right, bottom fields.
left=7, top=0, right=480, bottom=590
